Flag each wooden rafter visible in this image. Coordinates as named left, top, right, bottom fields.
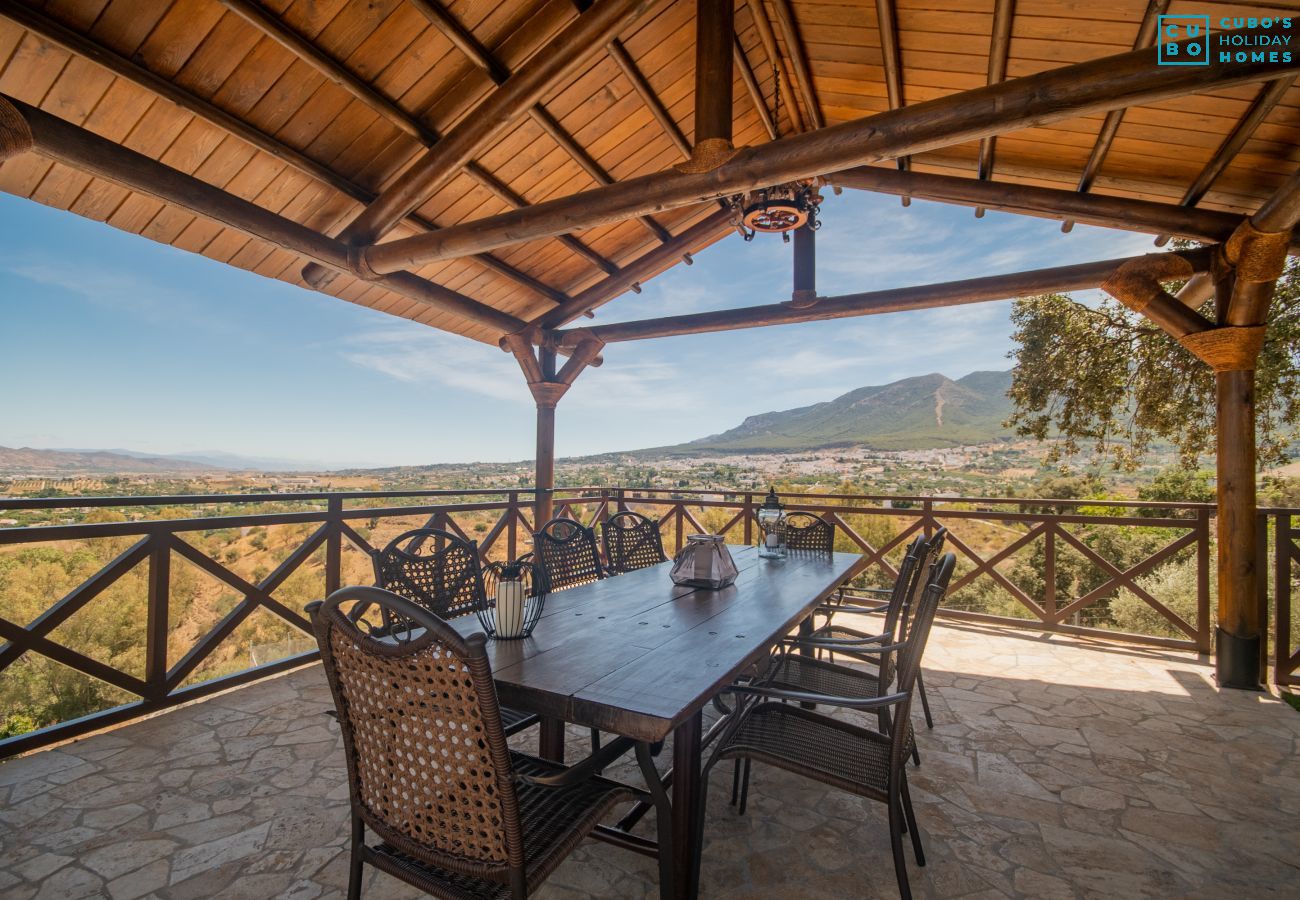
left=873, top=0, right=909, bottom=205
left=1155, top=76, right=1297, bottom=245
left=0, top=1, right=568, bottom=306
left=410, top=0, right=671, bottom=249
left=0, top=94, right=523, bottom=334
left=745, top=0, right=804, bottom=133
left=831, top=166, right=1298, bottom=249
left=555, top=247, right=1213, bottom=345
left=357, top=33, right=1300, bottom=274
left=769, top=0, right=823, bottom=129
left=1061, top=0, right=1169, bottom=232
left=735, top=36, right=778, bottom=140
left=974, top=0, right=1015, bottom=217
left=299, top=0, right=650, bottom=289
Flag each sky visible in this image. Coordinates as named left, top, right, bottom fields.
left=0, top=189, right=1157, bottom=468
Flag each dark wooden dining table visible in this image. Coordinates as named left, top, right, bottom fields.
left=452, top=543, right=865, bottom=899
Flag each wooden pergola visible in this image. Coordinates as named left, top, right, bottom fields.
left=2, top=0, right=1299, bottom=688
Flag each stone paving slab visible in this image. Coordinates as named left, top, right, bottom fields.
left=1, top=623, right=1298, bottom=899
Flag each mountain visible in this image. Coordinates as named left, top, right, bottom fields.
left=676, top=370, right=1015, bottom=453
left=0, top=447, right=225, bottom=476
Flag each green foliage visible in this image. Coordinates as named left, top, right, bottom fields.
left=1007, top=253, right=1300, bottom=470
left=1139, top=468, right=1214, bottom=508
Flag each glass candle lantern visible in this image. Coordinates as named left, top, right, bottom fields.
left=756, top=486, right=787, bottom=559
left=669, top=535, right=739, bottom=589
left=479, top=559, right=545, bottom=639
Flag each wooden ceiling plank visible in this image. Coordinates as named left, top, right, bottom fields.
left=1061, top=0, right=1168, bottom=232
left=1154, top=75, right=1298, bottom=245
left=769, top=0, right=823, bottom=129
left=303, top=0, right=651, bottom=291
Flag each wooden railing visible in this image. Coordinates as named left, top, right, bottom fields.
left=1261, top=508, right=1300, bottom=687
left=1, top=484, right=1284, bottom=759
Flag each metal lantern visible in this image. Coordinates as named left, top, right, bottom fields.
left=669, top=534, right=739, bottom=590
left=478, top=558, right=545, bottom=639
left=756, top=487, right=787, bottom=559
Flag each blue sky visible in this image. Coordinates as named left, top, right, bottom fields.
left=0, top=189, right=1155, bottom=468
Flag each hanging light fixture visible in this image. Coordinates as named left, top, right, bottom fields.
left=728, top=180, right=824, bottom=241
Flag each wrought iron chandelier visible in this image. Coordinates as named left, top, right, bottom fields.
left=726, top=180, right=824, bottom=241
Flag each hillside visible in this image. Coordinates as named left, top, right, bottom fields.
left=676, top=370, right=1015, bottom=453
left=0, top=446, right=222, bottom=476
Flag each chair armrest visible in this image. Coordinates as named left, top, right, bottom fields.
left=516, top=736, right=636, bottom=788
left=789, top=634, right=906, bottom=654
left=731, top=683, right=907, bottom=711
left=814, top=601, right=888, bottom=618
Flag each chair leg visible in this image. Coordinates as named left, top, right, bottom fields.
left=887, top=790, right=913, bottom=900
left=347, top=816, right=364, bottom=900
left=737, top=758, right=752, bottom=815
left=916, top=669, right=934, bottom=729
left=729, top=758, right=741, bottom=806
left=901, top=775, right=925, bottom=866
left=590, top=727, right=603, bottom=771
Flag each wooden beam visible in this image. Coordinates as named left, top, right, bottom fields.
left=973, top=0, right=1014, bottom=217
left=832, top=166, right=1299, bottom=248
left=791, top=220, right=815, bottom=304
left=196, top=0, right=566, bottom=305
left=528, top=100, right=672, bottom=244
left=1061, top=0, right=1168, bottom=232
left=555, top=247, right=1214, bottom=345
left=745, top=0, right=803, bottom=133
left=608, top=38, right=690, bottom=157
left=404, top=0, right=625, bottom=272
left=0, top=94, right=522, bottom=335
left=735, top=36, right=778, bottom=140
left=1155, top=76, right=1296, bottom=245
left=874, top=0, right=909, bottom=204
left=537, top=209, right=735, bottom=327
left=358, top=30, right=1300, bottom=272
left=770, top=0, right=822, bottom=130
left=302, top=0, right=651, bottom=282
left=694, top=0, right=734, bottom=148
left=408, top=0, right=510, bottom=83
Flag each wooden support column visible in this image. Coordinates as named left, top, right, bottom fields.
left=791, top=221, right=816, bottom=306
left=1210, top=172, right=1300, bottom=688
left=677, top=0, right=736, bottom=173
left=503, top=333, right=605, bottom=528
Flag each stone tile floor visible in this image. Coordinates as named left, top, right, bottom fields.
left=2, top=622, right=1299, bottom=899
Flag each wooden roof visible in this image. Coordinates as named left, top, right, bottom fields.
left=1, top=0, right=1299, bottom=346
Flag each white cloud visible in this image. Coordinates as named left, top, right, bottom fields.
left=340, top=327, right=531, bottom=405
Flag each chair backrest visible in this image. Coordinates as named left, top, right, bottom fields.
left=372, top=528, right=487, bottom=622
left=891, top=527, right=948, bottom=645
left=785, top=512, right=834, bottom=554
left=602, top=510, right=668, bottom=574
left=887, top=552, right=956, bottom=768
left=309, top=586, right=525, bottom=880
left=534, top=517, right=604, bottom=592
left=879, top=533, right=927, bottom=642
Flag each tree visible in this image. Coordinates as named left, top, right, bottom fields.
left=1005, top=252, right=1300, bottom=470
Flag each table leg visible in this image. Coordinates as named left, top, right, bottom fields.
left=538, top=716, right=565, bottom=763
left=670, top=710, right=702, bottom=899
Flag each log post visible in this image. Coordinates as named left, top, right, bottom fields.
left=791, top=221, right=816, bottom=307
left=677, top=0, right=737, bottom=173
left=503, top=334, right=605, bottom=530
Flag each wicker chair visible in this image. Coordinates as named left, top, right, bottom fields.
left=705, top=553, right=957, bottom=900
left=533, top=517, right=605, bottom=593
left=804, top=528, right=948, bottom=730
left=784, top=511, right=834, bottom=554
left=601, top=511, right=668, bottom=574
left=309, top=586, right=673, bottom=900
left=372, top=528, right=538, bottom=737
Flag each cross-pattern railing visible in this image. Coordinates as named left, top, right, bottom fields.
left=1262, top=508, right=1300, bottom=687
left=1, top=484, right=1281, bottom=760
